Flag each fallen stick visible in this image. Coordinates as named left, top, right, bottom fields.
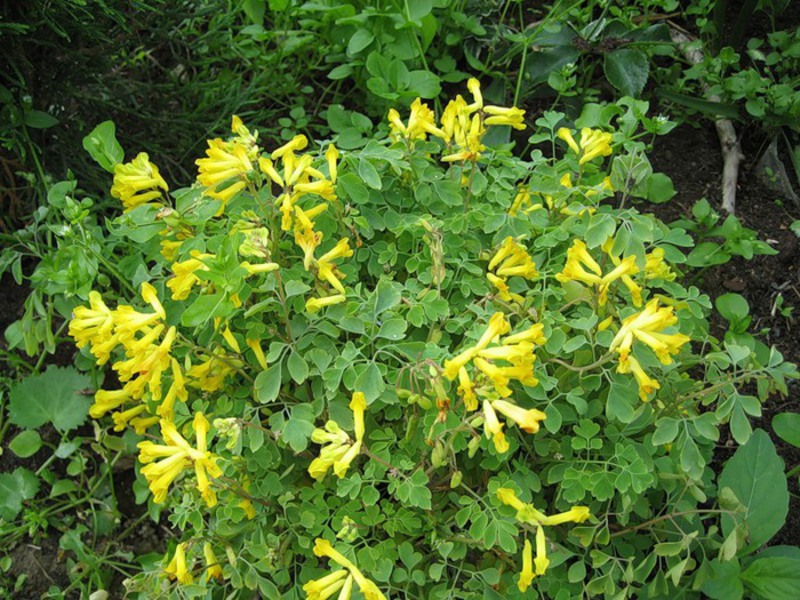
left=669, top=26, right=744, bottom=214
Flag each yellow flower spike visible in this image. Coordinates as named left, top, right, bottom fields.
left=306, top=294, right=346, bottom=313
left=482, top=400, right=510, bottom=453
left=457, top=366, right=478, bottom=412
left=111, top=152, right=169, bottom=212
left=534, top=525, right=550, bottom=575
left=157, top=358, right=188, bottom=421
left=164, top=543, right=193, bottom=585
left=272, top=134, right=308, bottom=160
left=518, top=538, right=535, bottom=592
left=303, top=569, right=349, bottom=599
left=203, top=543, right=224, bottom=581
left=140, top=282, right=166, bottom=319
left=295, top=179, right=336, bottom=199
left=316, top=261, right=347, bottom=294
left=285, top=153, right=314, bottom=187
left=296, top=227, right=323, bottom=272
left=488, top=237, right=519, bottom=271
left=350, top=392, right=366, bottom=442
left=326, top=144, right=340, bottom=184
left=89, top=388, right=132, bottom=419
left=313, top=539, right=357, bottom=572
left=491, top=400, right=546, bottom=433
left=246, top=339, right=268, bottom=370
left=557, top=128, right=581, bottom=155
left=167, top=252, right=213, bottom=300
left=258, top=156, right=284, bottom=187
left=478, top=342, right=535, bottom=363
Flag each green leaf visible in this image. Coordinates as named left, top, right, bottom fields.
left=377, top=319, right=407, bottom=341
left=585, top=214, right=616, bottom=248
left=606, top=380, right=637, bottom=424
left=772, top=412, right=800, bottom=448
left=652, top=418, right=679, bottom=445
left=181, top=292, right=232, bottom=327
left=8, top=366, right=91, bottom=432
left=719, top=429, right=788, bottom=551
left=25, top=110, right=59, bottom=129
left=9, top=430, right=42, bottom=458
left=287, top=350, right=309, bottom=384
left=0, top=467, right=40, bottom=520
left=604, top=49, right=650, bottom=97
left=741, top=557, right=800, bottom=600
left=359, top=158, right=382, bottom=190
left=283, top=404, right=315, bottom=452
left=241, top=0, right=266, bottom=24
left=255, top=362, right=282, bottom=403
left=716, top=293, right=750, bottom=322
left=348, top=29, right=375, bottom=55
left=82, top=121, right=124, bottom=172
left=355, top=362, right=385, bottom=403
left=646, top=173, right=676, bottom=203
left=374, top=280, right=402, bottom=315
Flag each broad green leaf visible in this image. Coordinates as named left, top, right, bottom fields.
left=0, top=467, right=40, bottom=520
left=8, top=366, right=91, bottom=432
left=355, top=362, right=385, bottom=403
left=25, top=110, right=59, bottom=129
left=9, top=430, right=42, bottom=458
left=772, top=412, right=800, bottom=448
left=377, top=318, right=407, bottom=341
left=348, top=29, right=374, bottom=55
left=741, top=557, right=800, bottom=600
left=374, top=280, right=401, bottom=315
left=255, top=362, right=282, bottom=403
left=646, top=173, right=676, bottom=203
left=604, top=49, right=649, bottom=97
left=283, top=404, right=315, bottom=452
left=719, top=429, right=788, bottom=551
left=287, top=350, right=309, bottom=384
left=82, top=121, right=124, bottom=172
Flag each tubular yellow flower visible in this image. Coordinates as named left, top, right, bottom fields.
left=69, top=291, right=118, bottom=359
left=478, top=342, right=535, bottom=363
left=578, top=127, right=613, bottom=164
left=303, top=569, right=349, bottom=599
left=622, top=355, right=661, bottom=401
left=491, top=400, right=546, bottom=433
left=497, top=488, right=527, bottom=513
left=557, top=128, right=580, bottom=155
left=167, top=252, right=213, bottom=300
left=246, top=338, right=268, bottom=370
left=272, top=134, right=308, bottom=160
left=164, top=543, right=193, bottom=585
left=534, top=525, right=550, bottom=575
left=475, top=312, right=511, bottom=350
left=313, top=539, right=356, bottom=571
left=157, top=358, right=188, bottom=421
left=467, top=77, right=483, bottom=110
left=350, top=392, right=366, bottom=442
left=645, top=248, right=676, bottom=281
left=326, top=144, right=340, bottom=184
left=442, top=347, right=478, bottom=381
left=196, top=139, right=254, bottom=212
left=484, top=105, right=526, bottom=129
left=90, top=387, right=132, bottom=419
left=473, top=357, right=512, bottom=397
left=482, top=400, right=510, bottom=453
left=518, top=538, right=535, bottom=592
left=111, top=152, right=169, bottom=212
left=296, top=225, right=323, bottom=271
left=457, top=366, right=478, bottom=411
left=540, top=506, right=591, bottom=526
left=186, top=351, right=240, bottom=392
left=318, top=238, right=353, bottom=264
left=203, top=543, right=224, bottom=581
left=310, top=539, right=387, bottom=600
left=240, top=260, right=280, bottom=275
left=258, top=157, right=284, bottom=187
left=306, top=294, right=346, bottom=314
left=502, top=323, right=546, bottom=346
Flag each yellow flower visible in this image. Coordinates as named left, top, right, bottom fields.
left=272, top=134, right=308, bottom=161
left=160, top=239, right=183, bottom=262
left=296, top=225, right=323, bottom=272
left=187, top=351, right=240, bottom=392
left=534, top=524, right=550, bottom=575
left=306, top=294, right=346, bottom=314
left=491, top=399, right=546, bottom=433
left=475, top=312, right=511, bottom=350
left=350, top=392, right=366, bottom=442
left=167, top=252, right=213, bottom=300
left=112, top=326, right=176, bottom=401
left=157, top=358, right=188, bottom=421
left=482, top=400, right=509, bottom=453
left=258, top=156, right=284, bottom=187
left=303, top=569, right=350, bottom=599
left=326, top=144, right=340, bottom=184
left=309, top=392, right=365, bottom=480
left=557, top=128, right=613, bottom=164
left=457, top=366, right=478, bottom=411
left=110, top=152, right=168, bottom=212
left=487, top=272, right=524, bottom=304
left=540, top=506, right=591, bottom=526
left=645, top=248, right=676, bottom=281
left=518, top=538, right=535, bottom=592
left=196, top=138, right=254, bottom=212
left=557, top=128, right=581, bottom=155
left=483, top=105, right=526, bottom=129
left=488, top=237, right=538, bottom=280
left=442, top=346, right=478, bottom=381
left=69, top=291, right=121, bottom=365
left=164, top=543, right=193, bottom=585
left=246, top=338, right=268, bottom=370
left=388, top=98, right=443, bottom=142
left=89, top=387, right=132, bottom=419
left=474, top=357, right=512, bottom=397
left=502, top=323, right=546, bottom=346
left=310, top=539, right=387, bottom=600
left=597, top=255, right=639, bottom=307
left=203, top=543, right=224, bottom=581
left=610, top=298, right=689, bottom=367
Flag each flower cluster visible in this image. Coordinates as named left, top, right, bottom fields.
left=557, top=127, right=613, bottom=165
left=556, top=239, right=640, bottom=307
left=110, top=152, right=169, bottom=212
left=486, top=236, right=539, bottom=303
left=304, top=538, right=387, bottom=600
left=443, top=312, right=547, bottom=453
left=308, top=392, right=366, bottom=480
left=137, top=412, right=222, bottom=506
left=497, top=488, right=591, bottom=591
left=388, top=78, right=526, bottom=162
left=610, top=298, right=691, bottom=400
